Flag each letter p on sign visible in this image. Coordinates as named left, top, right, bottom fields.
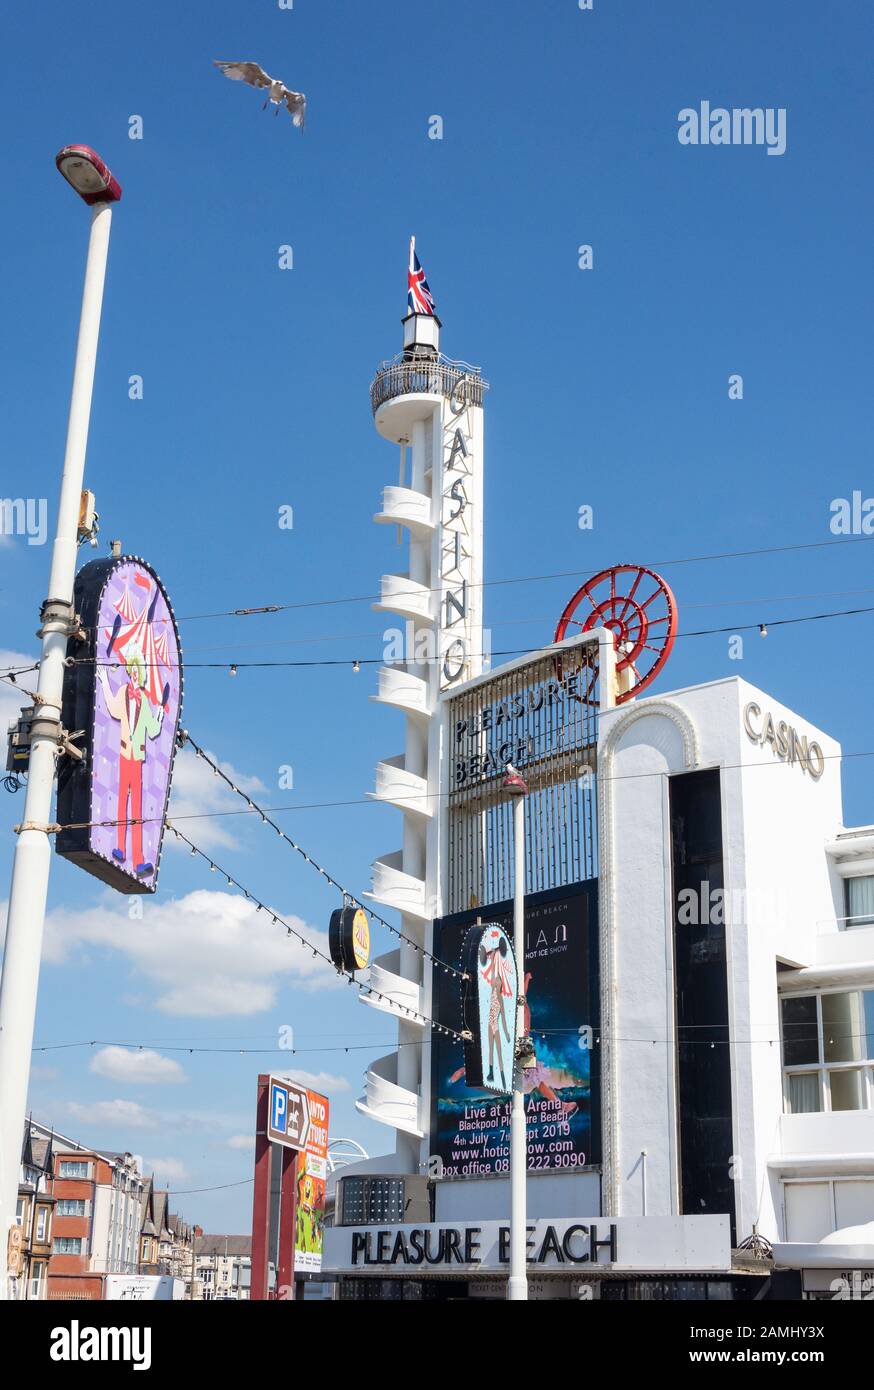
left=271, top=1083, right=287, bottom=1136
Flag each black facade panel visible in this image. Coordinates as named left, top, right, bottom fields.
left=669, top=769, right=735, bottom=1240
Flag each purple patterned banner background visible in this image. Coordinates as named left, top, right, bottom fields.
left=88, top=560, right=181, bottom=886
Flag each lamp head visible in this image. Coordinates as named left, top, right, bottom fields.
left=502, top=763, right=529, bottom=797
left=55, top=146, right=122, bottom=205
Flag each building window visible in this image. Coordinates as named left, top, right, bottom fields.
left=53, top=1237, right=83, bottom=1255
left=786, top=1071, right=821, bottom=1114
left=339, top=1176, right=407, bottom=1225
left=35, top=1207, right=48, bottom=1242
left=781, top=991, right=874, bottom=1112
left=846, top=876, right=874, bottom=929
left=15, top=1198, right=25, bottom=1227
left=56, top=1198, right=86, bottom=1217
left=58, top=1161, right=90, bottom=1178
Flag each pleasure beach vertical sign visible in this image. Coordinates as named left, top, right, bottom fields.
left=439, top=377, right=483, bottom=689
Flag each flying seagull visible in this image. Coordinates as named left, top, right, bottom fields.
left=213, top=60, right=306, bottom=127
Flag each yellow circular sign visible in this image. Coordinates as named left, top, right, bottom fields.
left=352, top=908, right=371, bottom=971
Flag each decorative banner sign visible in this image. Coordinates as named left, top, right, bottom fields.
left=329, top=905, right=371, bottom=974
left=460, top=923, right=518, bottom=1094
left=56, top=556, right=183, bottom=895
left=293, top=1088, right=330, bottom=1276
left=431, top=881, right=600, bottom=1180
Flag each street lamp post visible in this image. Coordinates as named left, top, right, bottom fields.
left=503, top=763, right=530, bottom=1301
left=0, top=147, right=121, bottom=1298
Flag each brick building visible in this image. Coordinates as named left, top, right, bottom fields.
left=15, top=1120, right=201, bottom=1298
left=47, top=1139, right=146, bottom=1298
left=11, top=1124, right=56, bottom=1300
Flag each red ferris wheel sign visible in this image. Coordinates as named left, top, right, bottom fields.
left=554, top=564, right=678, bottom=704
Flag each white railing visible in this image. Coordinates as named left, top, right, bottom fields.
left=819, top=914, right=874, bottom=932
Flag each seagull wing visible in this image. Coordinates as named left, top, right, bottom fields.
left=282, top=88, right=307, bottom=128
left=213, top=60, right=273, bottom=90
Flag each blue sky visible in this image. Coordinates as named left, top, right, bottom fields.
left=1, top=0, right=872, bottom=1232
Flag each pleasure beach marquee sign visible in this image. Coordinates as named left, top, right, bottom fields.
left=325, top=1215, right=730, bottom=1274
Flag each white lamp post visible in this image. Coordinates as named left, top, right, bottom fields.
left=0, top=146, right=121, bottom=1298
left=503, top=763, right=530, bottom=1301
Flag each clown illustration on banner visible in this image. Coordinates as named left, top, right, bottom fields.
left=56, top=555, right=183, bottom=894
left=97, top=571, right=172, bottom=878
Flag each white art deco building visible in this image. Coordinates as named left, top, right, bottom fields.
left=322, top=281, right=874, bottom=1301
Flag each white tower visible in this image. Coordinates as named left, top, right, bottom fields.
left=357, top=246, right=488, bottom=1170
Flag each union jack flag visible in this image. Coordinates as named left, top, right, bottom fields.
left=407, top=237, right=436, bottom=316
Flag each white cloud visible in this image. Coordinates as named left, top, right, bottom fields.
left=224, top=1134, right=256, bottom=1151
left=37, top=888, right=337, bottom=1017
left=142, top=1156, right=191, bottom=1185
left=274, top=1069, right=350, bottom=1095
left=0, top=649, right=38, bottom=732
left=29, top=1065, right=59, bottom=1082
left=90, top=1046, right=187, bottom=1086
left=167, top=747, right=267, bottom=851
left=64, top=1098, right=161, bottom=1130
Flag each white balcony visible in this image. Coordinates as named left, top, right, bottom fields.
left=355, top=1051, right=422, bottom=1137
left=370, top=666, right=432, bottom=720
left=369, top=755, right=433, bottom=820
left=825, top=827, right=874, bottom=877
left=373, top=572, right=435, bottom=623
left=769, top=1110, right=874, bottom=1176
left=374, top=486, right=434, bottom=538
left=359, top=949, right=424, bottom=1025
left=364, top=851, right=429, bottom=921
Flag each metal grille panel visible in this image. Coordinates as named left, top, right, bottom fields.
left=446, top=642, right=599, bottom=913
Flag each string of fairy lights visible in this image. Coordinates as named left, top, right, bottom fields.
left=12, top=530, right=874, bottom=638
left=2, top=597, right=874, bottom=692
left=2, top=533, right=874, bottom=682
left=164, top=820, right=468, bottom=1043
left=177, top=729, right=466, bottom=982
left=3, top=533, right=873, bottom=1073
left=29, top=1027, right=874, bottom=1053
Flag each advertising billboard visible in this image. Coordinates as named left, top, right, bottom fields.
left=294, top=1087, right=329, bottom=1275
left=56, top=555, right=182, bottom=894
left=430, top=881, right=600, bottom=1180
left=460, top=923, right=518, bottom=1093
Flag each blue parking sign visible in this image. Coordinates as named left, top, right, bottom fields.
left=271, top=1082, right=287, bottom=1137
